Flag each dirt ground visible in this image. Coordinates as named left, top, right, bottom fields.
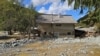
left=2, top=41, right=100, bottom=56
left=0, top=38, right=100, bottom=56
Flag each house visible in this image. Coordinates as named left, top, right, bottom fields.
left=36, top=14, right=77, bottom=37
left=75, top=29, right=87, bottom=37
left=75, top=27, right=96, bottom=37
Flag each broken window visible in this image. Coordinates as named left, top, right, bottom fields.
left=56, top=24, right=62, bottom=26
left=67, top=32, right=71, bottom=35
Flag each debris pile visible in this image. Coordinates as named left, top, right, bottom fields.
left=53, top=36, right=100, bottom=45
left=0, top=38, right=40, bottom=48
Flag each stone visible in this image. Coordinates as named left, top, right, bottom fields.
left=60, top=53, right=68, bottom=56
left=79, top=49, right=87, bottom=54
left=12, top=42, right=19, bottom=47
left=3, top=42, right=12, bottom=48
left=90, top=51, right=94, bottom=54
left=43, top=53, right=47, bottom=56
left=16, top=49, right=21, bottom=52
left=26, top=48, right=33, bottom=51
left=68, top=49, right=71, bottom=51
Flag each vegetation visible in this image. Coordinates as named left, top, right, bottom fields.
left=63, top=0, right=100, bottom=33
left=0, top=0, right=38, bottom=36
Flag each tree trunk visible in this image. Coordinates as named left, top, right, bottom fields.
left=8, top=30, right=13, bottom=35
left=28, top=29, right=31, bottom=39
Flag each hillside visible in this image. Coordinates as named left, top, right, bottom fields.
left=77, top=9, right=100, bottom=33
left=0, top=0, right=38, bottom=34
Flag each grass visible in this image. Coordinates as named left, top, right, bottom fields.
left=17, top=42, right=87, bottom=56
left=88, top=48, right=100, bottom=56
left=17, top=52, right=32, bottom=56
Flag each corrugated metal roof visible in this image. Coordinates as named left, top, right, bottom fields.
left=76, top=27, right=96, bottom=32
left=36, top=14, right=77, bottom=24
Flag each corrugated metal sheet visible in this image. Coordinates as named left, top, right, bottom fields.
left=36, top=14, right=77, bottom=24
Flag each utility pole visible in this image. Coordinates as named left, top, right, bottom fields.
left=52, top=13, right=54, bottom=37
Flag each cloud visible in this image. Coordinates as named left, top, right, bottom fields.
left=31, top=0, right=44, bottom=6
left=10, top=0, right=74, bottom=15
left=38, top=7, right=47, bottom=13
left=30, top=0, right=61, bottom=7
left=47, top=0, right=75, bottom=14
left=28, top=0, right=75, bottom=14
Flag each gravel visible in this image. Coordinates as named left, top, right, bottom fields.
left=53, top=36, right=100, bottom=44
left=0, top=36, right=100, bottom=56
left=0, top=38, right=41, bottom=49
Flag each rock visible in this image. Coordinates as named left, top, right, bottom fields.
left=3, top=42, right=12, bottom=48
left=79, top=49, right=87, bottom=54
left=48, top=46, right=51, bottom=49
left=12, top=43, right=19, bottom=47
left=68, top=49, right=71, bottom=51
left=98, top=44, right=100, bottom=46
left=43, top=53, right=47, bottom=56
left=16, top=49, right=21, bottom=52
left=26, top=48, right=33, bottom=51
left=90, top=51, right=94, bottom=54
left=63, top=37, right=68, bottom=40
left=60, top=53, right=67, bottom=56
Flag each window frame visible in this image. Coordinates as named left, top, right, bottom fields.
left=55, top=24, right=62, bottom=27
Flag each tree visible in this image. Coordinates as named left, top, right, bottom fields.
left=0, top=0, right=38, bottom=36
left=66, top=0, right=100, bottom=22
left=65, top=0, right=100, bottom=32
left=67, top=0, right=100, bottom=10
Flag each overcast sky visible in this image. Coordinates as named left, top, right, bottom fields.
left=22, top=0, right=88, bottom=21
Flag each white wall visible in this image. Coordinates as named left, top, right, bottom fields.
left=38, top=23, right=75, bottom=37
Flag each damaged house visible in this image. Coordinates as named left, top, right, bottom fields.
left=36, top=14, right=77, bottom=37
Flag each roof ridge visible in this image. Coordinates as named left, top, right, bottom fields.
left=40, top=13, right=72, bottom=16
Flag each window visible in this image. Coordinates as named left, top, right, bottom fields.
left=67, top=32, right=71, bottom=35
left=56, top=24, right=62, bottom=26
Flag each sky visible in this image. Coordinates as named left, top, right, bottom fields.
left=22, top=0, right=88, bottom=21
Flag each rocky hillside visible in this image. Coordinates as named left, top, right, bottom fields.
left=77, top=9, right=100, bottom=33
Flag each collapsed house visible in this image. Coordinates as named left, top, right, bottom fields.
left=75, top=27, right=96, bottom=37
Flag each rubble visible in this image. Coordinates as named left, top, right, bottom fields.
left=60, top=53, right=67, bottom=56
left=0, top=36, right=100, bottom=56
left=0, top=38, right=37, bottom=48
left=53, top=36, right=100, bottom=44
left=90, top=51, right=94, bottom=54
